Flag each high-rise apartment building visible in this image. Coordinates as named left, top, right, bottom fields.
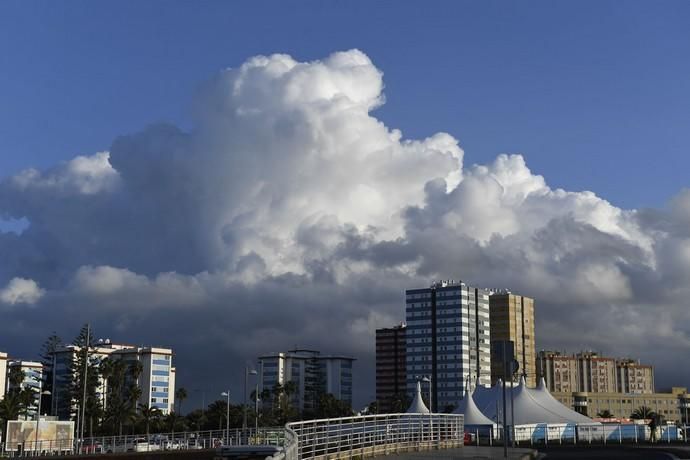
left=405, top=280, right=491, bottom=412
left=258, top=349, right=354, bottom=412
left=375, top=324, right=406, bottom=412
left=7, top=360, right=43, bottom=417
left=616, top=359, right=655, bottom=394
left=489, top=291, right=536, bottom=387
left=0, top=351, right=7, bottom=400
left=538, top=350, right=654, bottom=395
left=576, top=351, right=617, bottom=393
left=537, top=351, right=579, bottom=393
left=52, top=340, right=176, bottom=418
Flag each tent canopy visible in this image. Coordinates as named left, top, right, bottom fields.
left=473, top=376, right=597, bottom=426
left=406, top=381, right=430, bottom=414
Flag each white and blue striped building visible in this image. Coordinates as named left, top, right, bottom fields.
left=406, top=280, right=491, bottom=412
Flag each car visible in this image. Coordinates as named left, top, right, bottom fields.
left=80, top=440, right=104, bottom=454
left=463, top=431, right=476, bottom=445
left=131, top=437, right=161, bottom=452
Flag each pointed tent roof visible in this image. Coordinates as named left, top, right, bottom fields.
left=406, top=381, right=430, bottom=414
left=453, top=385, right=495, bottom=426
left=475, top=375, right=597, bottom=425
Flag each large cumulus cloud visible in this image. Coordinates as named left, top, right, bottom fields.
left=1, top=50, right=689, bottom=406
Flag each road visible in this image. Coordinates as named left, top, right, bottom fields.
left=539, top=446, right=687, bottom=459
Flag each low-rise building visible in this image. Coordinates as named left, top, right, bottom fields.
left=553, top=387, right=690, bottom=422
left=259, top=349, right=354, bottom=413
left=538, top=350, right=655, bottom=395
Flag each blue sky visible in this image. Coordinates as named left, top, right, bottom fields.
left=1, top=1, right=689, bottom=210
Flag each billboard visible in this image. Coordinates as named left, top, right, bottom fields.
left=5, top=420, right=74, bottom=452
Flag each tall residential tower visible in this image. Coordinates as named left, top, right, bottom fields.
left=375, top=324, right=407, bottom=412
left=489, top=291, right=536, bottom=386
left=405, top=280, right=491, bottom=412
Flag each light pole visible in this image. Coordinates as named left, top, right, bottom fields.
left=243, top=368, right=258, bottom=432
left=221, top=391, right=230, bottom=445
left=254, top=382, right=260, bottom=444
left=35, top=389, right=51, bottom=453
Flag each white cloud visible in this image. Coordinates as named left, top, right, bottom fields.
left=0, top=277, right=44, bottom=305
left=1, top=50, right=689, bottom=403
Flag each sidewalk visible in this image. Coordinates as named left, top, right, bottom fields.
left=385, top=446, right=538, bottom=459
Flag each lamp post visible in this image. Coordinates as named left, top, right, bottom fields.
left=221, top=391, right=230, bottom=445
left=243, top=368, right=258, bottom=432
left=254, top=382, right=260, bottom=444
left=35, top=390, right=51, bottom=453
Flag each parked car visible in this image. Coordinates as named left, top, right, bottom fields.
left=131, top=437, right=161, bottom=452
left=80, top=440, right=104, bottom=454
left=463, top=432, right=476, bottom=445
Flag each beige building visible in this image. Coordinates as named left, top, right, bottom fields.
left=617, top=358, right=654, bottom=394
left=553, top=387, right=690, bottom=422
left=538, top=350, right=655, bottom=395
left=490, top=292, right=536, bottom=387
left=538, top=350, right=579, bottom=393
left=576, top=351, right=617, bottom=393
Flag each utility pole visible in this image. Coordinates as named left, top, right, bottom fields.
left=502, top=341, right=508, bottom=459
left=79, top=324, right=90, bottom=445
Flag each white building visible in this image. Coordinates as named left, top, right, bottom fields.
left=258, top=349, right=354, bottom=413
left=52, top=340, right=176, bottom=418
left=0, top=351, right=7, bottom=400
left=406, top=280, right=492, bottom=412
left=7, top=360, right=44, bottom=417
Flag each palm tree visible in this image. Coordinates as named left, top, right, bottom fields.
left=596, top=410, right=614, bottom=418
left=138, top=404, right=162, bottom=439
left=175, top=388, right=188, bottom=415
left=631, top=406, right=656, bottom=420
left=0, top=393, right=22, bottom=441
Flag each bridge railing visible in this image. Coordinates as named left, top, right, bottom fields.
left=279, top=413, right=464, bottom=460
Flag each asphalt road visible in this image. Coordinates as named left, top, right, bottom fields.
left=539, top=446, right=684, bottom=459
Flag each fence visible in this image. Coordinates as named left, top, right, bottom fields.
left=512, top=423, right=690, bottom=446
left=0, top=427, right=284, bottom=457
left=274, top=413, right=465, bottom=460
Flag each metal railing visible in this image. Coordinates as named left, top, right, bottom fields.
left=273, top=413, right=465, bottom=460
left=0, top=427, right=284, bottom=457
left=512, top=423, right=689, bottom=446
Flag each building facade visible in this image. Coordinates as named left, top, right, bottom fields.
left=553, top=387, right=690, bottom=422
left=0, top=351, right=7, bottom=400
left=617, top=359, right=655, bottom=394
left=7, top=360, right=43, bottom=417
left=258, top=349, right=354, bottom=413
left=405, top=280, right=491, bottom=412
left=52, top=340, right=176, bottom=418
left=489, top=292, right=536, bottom=387
left=538, top=350, right=654, bottom=395
left=375, top=324, right=406, bottom=412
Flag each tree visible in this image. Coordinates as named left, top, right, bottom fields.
left=313, top=393, right=353, bottom=419
left=138, top=404, right=162, bottom=439
left=176, top=388, right=188, bottom=415
left=631, top=406, right=656, bottom=420
left=69, top=324, right=102, bottom=436
left=0, top=392, right=22, bottom=441
left=39, top=333, right=63, bottom=416
left=597, top=410, right=614, bottom=418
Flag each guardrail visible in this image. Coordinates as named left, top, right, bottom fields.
left=272, top=413, right=465, bottom=460
left=0, top=427, right=284, bottom=457
left=512, top=423, right=690, bottom=446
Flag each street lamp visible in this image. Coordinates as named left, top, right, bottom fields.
left=254, top=383, right=260, bottom=444
left=220, top=391, right=231, bottom=445
left=35, top=390, right=51, bottom=453
left=243, top=368, right=258, bottom=431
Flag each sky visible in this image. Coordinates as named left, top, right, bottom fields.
left=1, top=1, right=690, bottom=410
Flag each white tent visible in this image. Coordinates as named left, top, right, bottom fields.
left=453, top=378, right=495, bottom=426
left=406, top=381, right=430, bottom=414
left=473, top=376, right=598, bottom=426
